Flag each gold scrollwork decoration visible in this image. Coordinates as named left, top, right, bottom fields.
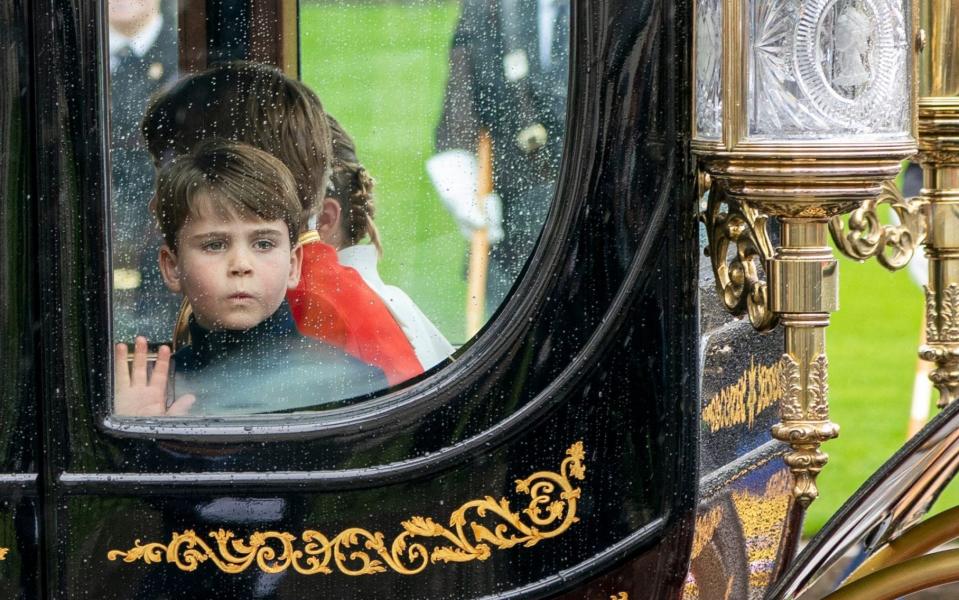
left=925, top=284, right=959, bottom=342
left=0, top=548, right=7, bottom=560
left=702, top=179, right=778, bottom=332
left=610, top=593, right=629, bottom=600
left=107, top=442, right=586, bottom=576
left=807, top=354, right=829, bottom=421
left=779, top=354, right=802, bottom=422
left=772, top=354, right=839, bottom=507
left=921, top=284, right=959, bottom=407
left=828, top=180, right=927, bottom=271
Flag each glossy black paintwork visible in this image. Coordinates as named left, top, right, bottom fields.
left=0, top=0, right=39, bottom=484
left=684, top=244, right=802, bottom=599
left=27, top=0, right=698, bottom=597
left=1, top=0, right=42, bottom=596
left=0, top=495, right=41, bottom=600
left=698, top=253, right=784, bottom=478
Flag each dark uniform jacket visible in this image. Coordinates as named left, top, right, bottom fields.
left=110, top=19, right=180, bottom=342
left=172, top=302, right=389, bottom=415
left=435, top=0, right=569, bottom=308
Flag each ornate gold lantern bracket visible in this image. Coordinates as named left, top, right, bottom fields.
left=829, top=181, right=928, bottom=272
left=702, top=178, right=778, bottom=332
left=694, top=0, right=919, bottom=506
left=915, top=0, right=959, bottom=408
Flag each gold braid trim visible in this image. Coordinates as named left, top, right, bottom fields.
left=107, top=442, right=586, bottom=576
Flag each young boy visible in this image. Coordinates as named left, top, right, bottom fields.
left=114, top=141, right=387, bottom=416
left=139, top=61, right=424, bottom=386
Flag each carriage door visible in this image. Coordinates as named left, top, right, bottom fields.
left=29, top=0, right=700, bottom=597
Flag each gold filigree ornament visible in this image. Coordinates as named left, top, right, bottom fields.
left=610, top=593, right=629, bottom=600
left=771, top=354, right=839, bottom=507
left=107, top=442, right=586, bottom=576
left=702, top=179, right=778, bottom=332
left=829, top=180, right=927, bottom=271
left=0, top=548, right=8, bottom=560
left=920, top=284, right=959, bottom=406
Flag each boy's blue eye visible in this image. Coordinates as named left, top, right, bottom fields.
left=203, top=240, right=227, bottom=251
left=254, top=239, right=277, bottom=250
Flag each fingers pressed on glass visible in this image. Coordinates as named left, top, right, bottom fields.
left=114, top=343, right=130, bottom=391
left=167, top=394, right=196, bottom=416
left=131, top=336, right=149, bottom=387
left=151, top=345, right=172, bottom=389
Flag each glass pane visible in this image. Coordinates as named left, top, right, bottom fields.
left=108, top=0, right=569, bottom=418
left=696, top=0, right=723, bottom=140
left=108, top=0, right=181, bottom=343
left=746, top=0, right=911, bottom=140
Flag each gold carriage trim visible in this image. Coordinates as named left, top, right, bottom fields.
left=0, top=548, right=8, bottom=560
left=702, top=357, right=782, bottom=432
left=610, top=593, right=629, bottom=600
left=107, top=442, right=586, bottom=576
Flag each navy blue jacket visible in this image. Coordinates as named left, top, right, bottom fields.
left=173, top=302, right=388, bottom=415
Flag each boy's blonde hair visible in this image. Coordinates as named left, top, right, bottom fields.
left=154, top=140, right=301, bottom=251
left=142, top=61, right=332, bottom=225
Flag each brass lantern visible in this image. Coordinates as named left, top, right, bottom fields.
left=917, top=0, right=959, bottom=407
left=693, top=0, right=921, bottom=505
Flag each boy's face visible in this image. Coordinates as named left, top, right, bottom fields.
left=159, top=195, right=303, bottom=331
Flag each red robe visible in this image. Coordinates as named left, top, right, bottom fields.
left=287, top=239, right=423, bottom=386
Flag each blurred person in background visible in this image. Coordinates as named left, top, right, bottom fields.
left=109, top=0, right=180, bottom=342
left=428, top=0, right=570, bottom=313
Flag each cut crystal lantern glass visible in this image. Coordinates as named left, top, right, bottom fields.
left=746, top=0, right=911, bottom=140
left=696, top=0, right=723, bottom=139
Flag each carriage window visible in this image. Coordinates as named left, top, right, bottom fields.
left=108, top=0, right=568, bottom=418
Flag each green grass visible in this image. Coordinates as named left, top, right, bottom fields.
left=300, top=1, right=468, bottom=343
left=803, top=252, right=932, bottom=535
left=298, top=1, right=953, bottom=537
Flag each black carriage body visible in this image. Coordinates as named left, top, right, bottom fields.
left=0, top=0, right=720, bottom=597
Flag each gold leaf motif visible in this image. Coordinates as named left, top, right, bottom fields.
left=944, top=285, right=959, bottom=340
left=942, top=286, right=955, bottom=340
left=926, top=285, right=938, bottom=341
left=807, top=354, right=829, bottom=421
left=108, top=442, right=586, bottom=576
left=0, top=548, right=9, bottom=560
left=610, top=593, right=629, bottom=600
left=779, top=354, right=802, bottom=422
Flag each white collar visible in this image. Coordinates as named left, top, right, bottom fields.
left=109, top=14, right=164, bottom=58
left=336, top=244, right=384, bottom=286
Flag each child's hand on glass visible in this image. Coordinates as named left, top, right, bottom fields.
left=114, top=337, right=196, bottom=416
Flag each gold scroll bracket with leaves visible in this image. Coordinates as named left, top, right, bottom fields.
left=829, top=180, right=927, bottom=271
left=702, top=178, right=778, bottom=332
left=107, top=442, right=586, bottom=576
